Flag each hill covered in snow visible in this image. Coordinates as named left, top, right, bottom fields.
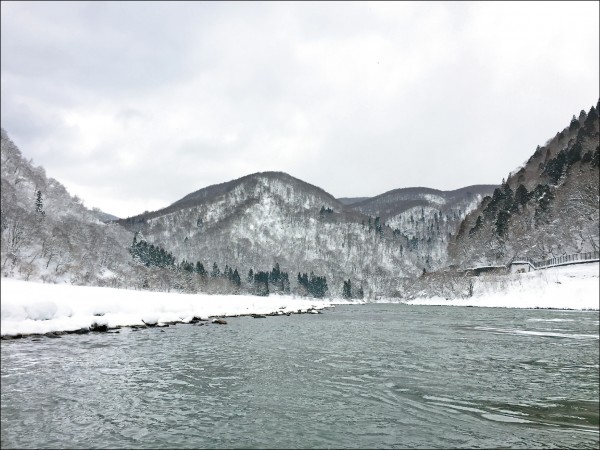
left=450, top=102, right=599, bottom=268
left=117, top=171, right=426, bottom=298
left=1, top=101, right=598, bottom=301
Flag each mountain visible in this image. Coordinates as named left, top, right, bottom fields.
left=93, top=210, right=120, bottom=223
left=0, top=128, right=132, bottom=286
left=337, top=197, right=371, bottom=206
left=345, top=186, right=498, bottom=221
left=343, top=185, right=497, bottom=269
left=3, top=100, right=596, bottom=299
left=117, top=171, right=432, bottom=298
left=449, top=102, right=599, bottom=267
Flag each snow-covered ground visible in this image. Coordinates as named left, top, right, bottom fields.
left=0, top=280, right=357, bottom=337
left=2, top=263, right=598, bottom=337
left=406, top=262, right=599, bottom=310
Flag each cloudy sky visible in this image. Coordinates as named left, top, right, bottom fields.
left=1, top=1, right=598, bottom=218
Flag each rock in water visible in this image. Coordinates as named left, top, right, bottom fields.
left=90, top=322, right=108, bottom=332
left=212, top=319, right=228, bottom=325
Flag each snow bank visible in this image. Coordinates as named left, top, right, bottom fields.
left=406, top=263, right=599, bottom=310
left=2, top=263, right=597, bottom=337
left=0, top=279, right=352, bottom=337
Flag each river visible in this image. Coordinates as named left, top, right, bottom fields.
left=1, top=304, right=598, bottom=449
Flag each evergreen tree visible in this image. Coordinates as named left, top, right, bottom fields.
left=35, top=190, right=45, bottom=215
left=514, top=184, right=529, bottom=207
left=469, top=215, right=483, bottom=235
left=495, top=210, right=510, bottom=236
left=308, top=272, right=328, bottom=298
left=254, top=271, right=269, bottom=296
left=544, top=150, right=568, bottom=184
left=270, top=262, right=281, bottom=286
left=211, top=262, right=221, bottom=278
left=342, top=279, right=352, bottom=299
left=231, top=268, right=241, bottom=293
left=195, top=261, right=206, bottom=276
left=584, top=105, right=598, bottom=132
left=567, top=142, right=582, bottom=165
left=224, top=264, right=232, bottom=280
left=592, top=147, right=600, bottom=167
left=532, top=184, right=554, bottom=215
left=569, top=114, right=580, bottom=131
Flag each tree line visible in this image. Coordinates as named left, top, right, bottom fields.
left=127, top=234, right=362, bottom=298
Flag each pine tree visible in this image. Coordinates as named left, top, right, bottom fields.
left=195, top=261, right=206, bottom=276
left=469, top=215, right=483, bottom=235
left=514, top=184, right=529, bottom=207
left=254, top=271, right=269, bottom=296
left=569, top=114, right=580, bottom=131
left=342, top=279, right=352, bottom=299
left=35, top=190, right=45, bottom=216
left=495, top=210, right=510, bottom=236
left=584, top=105, right=598, bottom=132
left=232, top=269, right=241, bottom=290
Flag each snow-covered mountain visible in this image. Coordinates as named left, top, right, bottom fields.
left=3, top=100, right=597, bottom=299
left=0, top=128, right=132, bottom=286
left=345, top=186, right=496, bottom=220
left=118, top=171, right=433, bottom=298
left=337, top=197, right=371, bottom=206
left=450, top=102, right=599, bottom=267
left=343, top=185, right=497, bottom=269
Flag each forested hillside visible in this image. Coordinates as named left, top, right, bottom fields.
left=2, top=100, right=597, bottom=300
left=450, top=102, right=599, bottom=267
left=0, top=129, right=132, bottom=286
left=345, top=185, right=497, bottom=270
left=118, top=172, right=428, bottom=298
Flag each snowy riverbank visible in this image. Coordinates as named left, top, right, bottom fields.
left=2, top=263, right=598, bottom=338
left=405, top=262, right=599, bottom=310
left=0, top=279, right=358, bottom=338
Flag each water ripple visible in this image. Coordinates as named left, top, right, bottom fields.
left=2, top=305, right=598, bottom=449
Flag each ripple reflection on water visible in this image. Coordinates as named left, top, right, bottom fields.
left=1, top=304, right=599, bottom=449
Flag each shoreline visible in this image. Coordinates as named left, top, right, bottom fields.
left=0, top=306, right=331, bottom=341
left=2, top=261, right=598, bottom=339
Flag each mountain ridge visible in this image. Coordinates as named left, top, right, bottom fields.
left=449, top=101, right=599, bottom=267
left=119, top=170, right=352, bottom=225
left=2, top=100, right=597, bottom=299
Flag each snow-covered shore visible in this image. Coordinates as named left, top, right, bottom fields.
left=0, top=279, right=356, bottom=338
left=2, top=263, right=598, bottom=338
left=405, top=262, right=599, bottom=310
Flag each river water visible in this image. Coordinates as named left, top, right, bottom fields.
left=1, top=304, right=598, bottom=449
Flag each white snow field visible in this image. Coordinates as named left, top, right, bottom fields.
left=406, top=262, right=599, bottom=310
left=1, top=263, right=598, bottom=337
left=0, top=280, right=357, bottom=337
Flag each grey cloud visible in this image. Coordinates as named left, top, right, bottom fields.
left=1, top=1, right=598, bottom=218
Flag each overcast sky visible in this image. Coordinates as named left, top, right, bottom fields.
left=1, top=1, right=599, bottom=218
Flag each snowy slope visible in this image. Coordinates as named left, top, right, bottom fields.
left=346, top=185, right=497, bottom=269
left=451, top=104, right=599, bottom=267
left=406, top=263, right=599, bottom=310
left=117, top=172, right=430, bottom=297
